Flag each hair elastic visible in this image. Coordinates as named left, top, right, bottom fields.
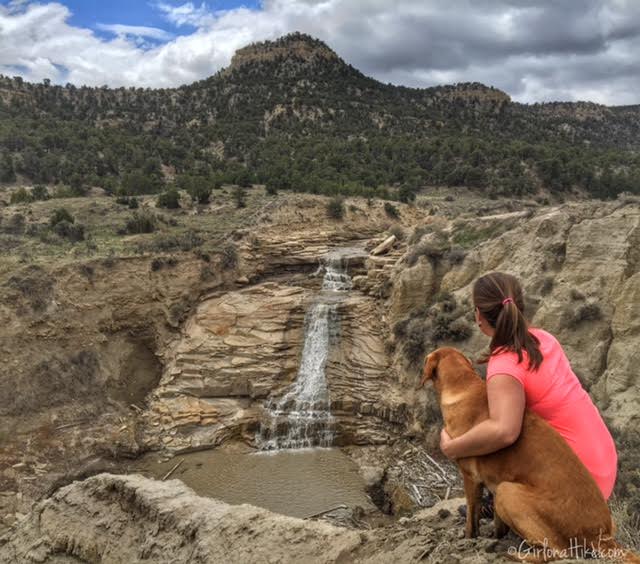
left=502, top=297, right=514, bottom=306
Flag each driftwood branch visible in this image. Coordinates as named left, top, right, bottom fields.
left=302, top=504, right=347, bottom=519
left=55, top=420, right=88, bottom=431
left=423, top=453, right=447, bottom=477
left=162, top=459, right=184, bottom=481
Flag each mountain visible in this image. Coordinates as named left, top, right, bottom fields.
left=0, top=32, right=639, bottom=200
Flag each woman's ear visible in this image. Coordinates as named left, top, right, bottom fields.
left=416, top=350, right=440, bottom=389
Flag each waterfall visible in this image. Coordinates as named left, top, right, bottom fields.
left=258, top=252, right=352, bottom=450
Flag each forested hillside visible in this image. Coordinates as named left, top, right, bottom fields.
left=1, top=32, right=639, bottom=202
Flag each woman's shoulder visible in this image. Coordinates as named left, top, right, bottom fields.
left=486, top=346, right=529, bottom=383
left=528, top=327, right=561, bottom=348
left=487, top=327, right=553, bottom=367
left=487, top=346, right=525, bottom=368
left=528, top=326, right=549, bottom=336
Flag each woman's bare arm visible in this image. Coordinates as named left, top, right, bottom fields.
left=440, top=374, right=525, bottom=459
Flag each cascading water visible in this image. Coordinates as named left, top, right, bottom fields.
left=257, top=251, right=353, bottom=450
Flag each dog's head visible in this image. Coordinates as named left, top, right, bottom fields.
left=416, top=347, right=474, bottom=391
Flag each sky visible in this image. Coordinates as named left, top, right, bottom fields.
left=0, top=0, right=639, bottom=105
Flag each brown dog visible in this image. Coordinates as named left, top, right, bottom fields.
left=417, top=347, right=639, bottom=563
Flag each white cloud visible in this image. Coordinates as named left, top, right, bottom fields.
left=95, top=23, right=174, bottom=41
left=0, top=0, right=639, bottom=104
left=155, top=1, right=216, bottom=28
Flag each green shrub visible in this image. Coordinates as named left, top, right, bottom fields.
left=402, top=318, right=428, bottom=366
left=549, top=241, right=567, bottom=262
left=568, top=303, right=602, bottom=328
left=406, top=238, right=449, bottom=266
left=540, top=276, right=554, bottom=296
left=570, top=288, right=585, bottom=301
left=432, top=315, right=473, bottom=341
left=326, top=196, right=345, bottom=220
left=233, top=186, right=247, bottom=208
left=53, top=220, right=85, bottom=242
left=388, top=224, right=405, bottom=241
left=157, top=189, right=181, bottom=209
left=125, top=210, right=157, bottom=234
left=1, top=213, right=25, bottom=235
left=49, top=208, right=74, bottom=227
left=265, top=182, right=278, bottom=196
left=199, top=263, right=214, bottom=281
left=181, top=176, right=212, bottom=204
left=138, top=230, right=203, bottom=253
left=78, top=264, right=94, bottom=278
left=24, top=223, right=43, bottom=238
left=220, top=242, right=238, bottom=269
left=194, top=249, right=210, bottom=262
left=438, top=293, right=457, bottom=313
left=236, top=170, right=253, bottom=188
left=150, top=257, right=178, bottom=271
left=32, top=184, right=49, bottom=201
left=51, top=185, right=75, bottom=199
left=398, top=185, right=416, bottom=203
left=116, top=195, right=140, bottom=208
left=10, top=187, right=33, bottom=204
left=396, top=293, right=473, bottom=366
left=6, top=265, right=54, bottom=312
left=451, top=222, right=509, bottom=249
left=393, top=318, right=410, bottom=340
left=434, top=290, right=453, bottom=303
left=384, top=202, right=400, bottom=218
left=119, top=170, right=164, bottom=195
left=445, top=248, right=466, bottom=265
left=408, top=225, right=433, bottom=245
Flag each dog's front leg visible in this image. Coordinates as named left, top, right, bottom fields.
left=493, top=511, right=509, bottom=538
left=462, top=473, right=482, bottom=538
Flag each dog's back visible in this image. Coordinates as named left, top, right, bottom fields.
left=469, top=410, right=613, bottom=535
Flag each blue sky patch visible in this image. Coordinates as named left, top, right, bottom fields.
left=0, top=0, right=262, bottom=41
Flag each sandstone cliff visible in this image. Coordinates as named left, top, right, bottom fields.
left=394, top=200, right=640, bottom=432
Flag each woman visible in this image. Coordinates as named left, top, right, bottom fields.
left=439, top=271, right=618, bottom=501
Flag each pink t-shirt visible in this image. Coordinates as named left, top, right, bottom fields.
left=486, top=327, right=617, bottom=499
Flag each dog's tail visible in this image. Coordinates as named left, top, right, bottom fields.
left=621, top=549, right=640, bottom=564
left=618, top=547, right=640, bottom=564
left=595, top=536, right=640, bottom=563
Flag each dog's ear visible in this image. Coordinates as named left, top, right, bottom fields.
left=416, top=350, right=440, bottom=390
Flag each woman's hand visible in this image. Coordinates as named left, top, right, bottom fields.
left=440, top=428, right=456, bottom=460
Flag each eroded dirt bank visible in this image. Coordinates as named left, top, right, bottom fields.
left=0, top=473, right=540, bottom=564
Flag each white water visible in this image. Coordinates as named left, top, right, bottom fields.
left=258, top=251, right=354, bottom=450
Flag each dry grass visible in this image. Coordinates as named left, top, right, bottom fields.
left=610, top=497, right=640, bottom=551
left=0, top=187, right=273, bottom=278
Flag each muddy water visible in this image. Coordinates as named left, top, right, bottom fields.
left=132, top=447, right=374, bottom=518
